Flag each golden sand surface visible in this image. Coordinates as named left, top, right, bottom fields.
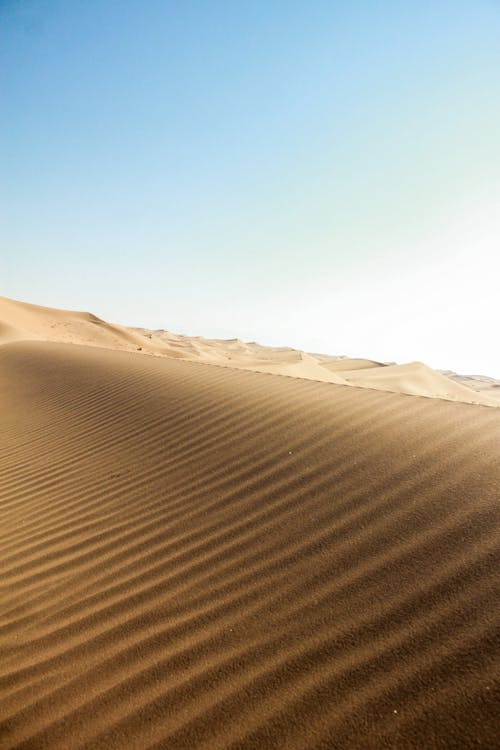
left=0, top=298, right=499, bottom=748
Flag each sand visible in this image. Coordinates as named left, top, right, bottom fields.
left=1, top=296, right=498, bottom=406
left=0, top=298, right=499, bottom=749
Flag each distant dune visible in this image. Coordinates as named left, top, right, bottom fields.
left=0, top=297, right=499, bottom=749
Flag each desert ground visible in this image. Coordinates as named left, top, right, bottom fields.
left=0, top=296, right=499, bottom=749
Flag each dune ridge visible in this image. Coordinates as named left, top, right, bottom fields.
left=1, top=296, right=498, bottom=406
left=0, top=337, right=499, bottom=749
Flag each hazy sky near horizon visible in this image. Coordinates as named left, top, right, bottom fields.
left=2, top=1, right=499, bottom=375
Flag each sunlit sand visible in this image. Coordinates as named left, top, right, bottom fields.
left=0, top=296, right=498, bottom=749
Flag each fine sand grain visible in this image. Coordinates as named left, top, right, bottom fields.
left=1, top=334, right=499, bottom=749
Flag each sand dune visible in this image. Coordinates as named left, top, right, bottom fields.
left=318, top=357, right=386, bottom=372
left=0, top=335, right=499, bottom=749
left=0, top=297, right=177, bottom=358
left=1, top=296, right=497, bottom=406
left=338, top=360, right=499, bottom=403
left=440, top=370, right=500, bottom=403
left=130, top=325, right=499, bottom=407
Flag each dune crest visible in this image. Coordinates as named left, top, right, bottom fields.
left=0, top=295, right=497, bottom=406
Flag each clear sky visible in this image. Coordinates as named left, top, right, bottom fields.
left=2, top=1, right=499, bottom=375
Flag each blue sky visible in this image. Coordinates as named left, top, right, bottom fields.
left=2, top=1, right=499, bottom=374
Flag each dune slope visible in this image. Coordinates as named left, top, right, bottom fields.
left=0, top=340, right=499, bottom=749
left=0, top=297, right=174, bottom=358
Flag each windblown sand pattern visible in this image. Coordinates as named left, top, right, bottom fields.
left=1, top=339, right=499, bottom=749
